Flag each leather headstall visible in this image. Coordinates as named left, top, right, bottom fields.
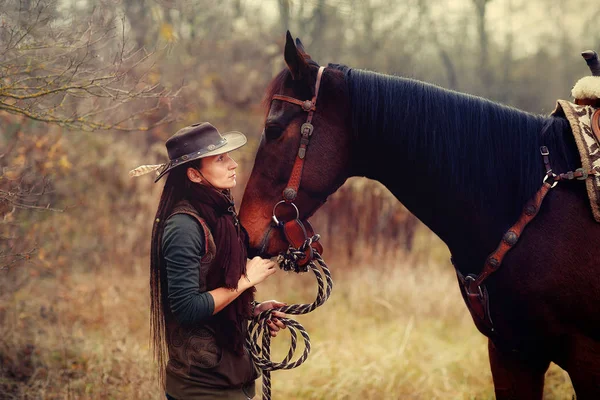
left=268, top=66, right=326, bottom=267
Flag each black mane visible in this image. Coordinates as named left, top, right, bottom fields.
left=329, top=64, right=576, bottom=212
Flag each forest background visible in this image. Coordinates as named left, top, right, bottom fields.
left=1, top=0, right=599, bottom=398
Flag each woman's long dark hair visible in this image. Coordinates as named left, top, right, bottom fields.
left=149, top=160, right=200, bottom=387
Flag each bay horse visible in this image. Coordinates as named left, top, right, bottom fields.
left=239, top=32, right=600, bottom=399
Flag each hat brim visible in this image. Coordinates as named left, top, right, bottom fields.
left=154, top=131, right=247, bottom=182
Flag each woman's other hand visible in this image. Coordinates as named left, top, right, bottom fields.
left=244, top=256, right=277, bottom=287
left=254, top=300, right=287, bottom=337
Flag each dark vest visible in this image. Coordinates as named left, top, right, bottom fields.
left=164, top=200, right=258, bottom=396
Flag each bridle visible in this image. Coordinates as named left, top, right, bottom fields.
left=249, top=68, right=332, bottom=400
left=260, top=65, right=326, bottom=267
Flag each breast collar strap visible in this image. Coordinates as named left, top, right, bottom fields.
left=452, top=144, right=596, bottom=337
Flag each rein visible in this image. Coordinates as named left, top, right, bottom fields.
left=453, top=142, right=600, bottom=337
left=247, top=247, right=332, bottom=400
left=248, top=66, right=333, bottom=400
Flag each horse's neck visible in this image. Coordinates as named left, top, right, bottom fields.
left=350, top=83, right=548, bottom=273
left=356, top=144, right=506, bottom=272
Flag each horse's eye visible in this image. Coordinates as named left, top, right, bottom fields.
left=264, top=125, right=284, bottom=141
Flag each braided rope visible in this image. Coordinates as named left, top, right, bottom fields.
left=247, top=236, right=333, bottom=400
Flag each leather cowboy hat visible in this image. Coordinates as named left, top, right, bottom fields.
left=128, top=122, right=247, bottom=182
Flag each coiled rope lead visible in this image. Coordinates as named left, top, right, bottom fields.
left=246, top=234, right=333, bottom=400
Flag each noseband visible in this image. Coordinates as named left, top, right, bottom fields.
left=263, top=66, right=326, bottom=267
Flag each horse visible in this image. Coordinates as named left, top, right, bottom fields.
left=238, top=32, right=600, bottom=399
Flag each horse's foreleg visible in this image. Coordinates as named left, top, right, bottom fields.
left=488, top=339, right=550, bottom=400
left=560, top=334, right=600, bottom=400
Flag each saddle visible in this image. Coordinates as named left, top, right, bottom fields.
left=550, top=50, right=600, bottom=223
left=573, top=50, right=600, bottom=145
left=593, top=108, right=600, bottom=146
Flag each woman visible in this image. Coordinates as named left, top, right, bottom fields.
left=140, top=122, right=286, bottom=399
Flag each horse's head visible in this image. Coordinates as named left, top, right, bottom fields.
left=239, top=32, right=352, bottom=257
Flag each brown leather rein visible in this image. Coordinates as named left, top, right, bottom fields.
left=262, top=66, right=326, bottom=268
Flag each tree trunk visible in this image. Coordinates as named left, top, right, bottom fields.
left=472, top=0, right=492, bottom=94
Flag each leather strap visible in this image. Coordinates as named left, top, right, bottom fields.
left=271, top=95, right=316, bottom=111
left=575, top=98, right=600, bottom=107
left=555, top=168, right=593, bottom=181
left=540, top=145, right=595, bottom=181
left=454, top=137, right=600, bottom=336
left=456, top=270, right=493, bottom=335
left=455, top=181, right=552, bottom=335
left=275, top=66, right=325, bottom=202
left=453, top=142, right=575, bottom=336
left=474, top=182, right=552, bottom=287
left=592, top=108, right=600, bottom=146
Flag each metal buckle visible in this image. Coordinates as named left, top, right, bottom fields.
left=576, top=168, right=588, bottom=180
left=464, top=275, right=483, bottom=298
left=540, top=146, right=549, bottom=156
left=301, top=122, right=314, bottom=137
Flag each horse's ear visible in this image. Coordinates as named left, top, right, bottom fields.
left=284, top=31, right=309, bottom=80
left=295, top=37, right=307, bottom=54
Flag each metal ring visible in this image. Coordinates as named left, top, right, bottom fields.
left=272, top=200, right=299, bottom=226
left=542, top=171, right=558, bottom=188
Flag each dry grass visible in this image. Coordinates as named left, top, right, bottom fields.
left=0, top=241, right=575, bottom=400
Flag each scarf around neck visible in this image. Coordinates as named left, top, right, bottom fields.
left=185, top=183, right=254, bottom=355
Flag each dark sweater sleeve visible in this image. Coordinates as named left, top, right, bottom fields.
left=162, top=213, right=215, bottom=326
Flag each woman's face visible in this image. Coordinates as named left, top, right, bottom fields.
left=197, top=152, right=238, bottom=189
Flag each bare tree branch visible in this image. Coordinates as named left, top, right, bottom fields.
left=0, top=248, right=37, bottom=271
left=0, top=0, right=181, bottom=270
left=0, top=1, right=178, bottom=132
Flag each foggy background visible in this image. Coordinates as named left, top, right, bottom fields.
left=2, top=0, right=597, bottom=398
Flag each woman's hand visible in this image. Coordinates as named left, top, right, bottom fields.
left=244, top=256, right=277, bottom=288
left=254, top=300, right=287, bottom=337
